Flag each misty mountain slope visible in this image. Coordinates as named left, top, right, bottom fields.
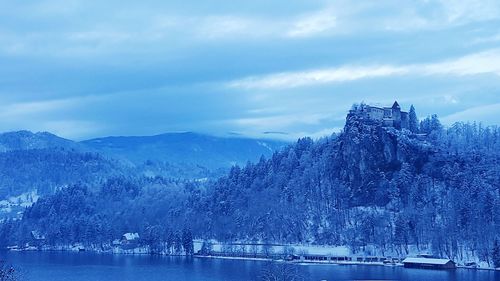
left=0, top=148, right=131, bottom=198
left=4, top=116, right=499, bottom=263
left=81, top=132, right=288, bottom=169
left=0, top=130, right=83, bottom=152
left=0, top=131, right=129, bottom=200
left=0, top=131, right=287, bottom=199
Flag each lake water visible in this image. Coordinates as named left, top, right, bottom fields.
left=1, top=251, right=498, bottom=281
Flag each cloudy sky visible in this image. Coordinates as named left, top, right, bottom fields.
left=1, top=0, right=500, bottom=140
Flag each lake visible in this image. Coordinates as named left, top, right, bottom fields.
left=1, top=251, right=498, bottom=281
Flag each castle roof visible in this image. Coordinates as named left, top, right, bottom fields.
left=392, top=101, right=400, bottom=109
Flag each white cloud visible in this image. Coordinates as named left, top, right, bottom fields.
left=195, top=7, right=339, bottom=40
left=0, top=96, right=108, bottom=139
left=378, top=0, right=500, bottom=32
left=220, top=113, right=341, bottom=141
left=0, top=99, right=77, bottom=118
left=293, top=127, right=343, bottom=140
left=442, top=103, right=500, bottom=125
left=228, top=65, right=409, bottom=89
left=228, top=49, right=500, bottom=89
left=423, top=49, right=500, bottom=76
left=339, top=0, right=500, bottom=33
left=286, top=8, right=337, bottom=38
left=5, top=1, right=499, bottom=58
left=471, top=33, right=500, bottom=45
left=67, top=30, right=133, bottom=43
left=194, top=16, right=275, bottom=39
left=231, top=113, right=329, bottom=128
left=438, top=0, right=500, bottom=24
left=443, top=94, right=459, bottom=104
left=38, top=120, right=104, bottom=140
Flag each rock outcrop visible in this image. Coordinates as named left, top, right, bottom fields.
left=334, top=113, right=432, bottom=205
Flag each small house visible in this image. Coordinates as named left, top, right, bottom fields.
left=71, top=243, right=85, bottom=252
left=31, top=230, right=45, bottom=240
left=121, top=232, right=140, bottom=248
left=30, top=230, right=45, bottom=247
left=402, top=257, right=456, bottom=269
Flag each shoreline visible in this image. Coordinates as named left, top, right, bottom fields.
left=4, top=247, right=498, bottom=271
left=193, top=254, right=497, bottom=271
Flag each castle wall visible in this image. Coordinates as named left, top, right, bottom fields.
left=401, top=112, right=409, bottom=129
left=383, top=108, right=392, bottom=118
left=366, top=107, right=384, bottom=120
left=383, top=119, right=394, bottom=127
left=391, top=106, right=402, bottom=129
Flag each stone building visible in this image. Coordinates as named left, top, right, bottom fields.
left=349, top=101, right=409, bottom=130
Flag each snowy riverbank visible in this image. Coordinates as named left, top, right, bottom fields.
left=7, top=241, right=499, bottom=271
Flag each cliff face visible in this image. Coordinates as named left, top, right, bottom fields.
left=334, top=114, right=432, bottom=204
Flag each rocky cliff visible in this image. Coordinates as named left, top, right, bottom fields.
left=335, top=113, right=433, bottom=205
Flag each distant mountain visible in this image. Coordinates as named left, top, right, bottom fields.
left=0, top=148, right=129, bottom=198
left=2, top=109, right=500, bottom=265
left=81, top=132, right=288, bottom=170
left=0, top=130, right=287, bottom=202
left=0, top=131, right=126, bottom=202
left=0, top=131, right=124, bottom=205
left=0, top=130, right=82, bottom=152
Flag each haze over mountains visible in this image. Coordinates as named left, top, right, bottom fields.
left=0, top=131, right=80, bottom=152
left=0, top=130, right=287, bottom=217
left=2, top=108, right=499, bottom=266
left=82, top=132, right=286, bottom=169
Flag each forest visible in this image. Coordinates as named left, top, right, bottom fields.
left=1, top=106, right=499, bottom=266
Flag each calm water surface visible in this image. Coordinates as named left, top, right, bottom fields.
left=1, top=251, right=498, bottom=281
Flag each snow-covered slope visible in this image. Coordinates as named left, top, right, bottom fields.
left=0, top=130, right=82, bottom=152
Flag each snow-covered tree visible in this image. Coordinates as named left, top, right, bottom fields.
left=408, top=105, right=419, bottom=133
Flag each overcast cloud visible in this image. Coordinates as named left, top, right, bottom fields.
left=1, top=0, right=499, bottom=140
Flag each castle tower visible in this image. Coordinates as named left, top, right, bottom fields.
left=391, top=101, right=402, bottom=129
left=392, top=101, right=400, bottom=110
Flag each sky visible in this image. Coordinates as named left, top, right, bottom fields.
left=1, top=0, right=500, bottom=141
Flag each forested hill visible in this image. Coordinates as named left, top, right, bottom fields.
left=0, top=148, right=131, bottom=198
left=195, top=114, right=500, bottom=249
left=0, top=136, right=128, bottom=200
left=0, top=130, right=82, bottom=152
left=0, top=131, right=286, bottom=200
left=2, top=111, right=500, bottom=264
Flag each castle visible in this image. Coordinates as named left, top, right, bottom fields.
left=349, top=101, right=409, bottom=130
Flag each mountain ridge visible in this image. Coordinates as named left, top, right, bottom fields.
left=0, top=130, right=288, bottom=202
left=81, top=131, right=288, bottom=169
left=0, top=130, right=82, bottom=152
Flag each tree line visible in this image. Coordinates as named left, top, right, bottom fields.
left=1, top=106, right=499, bottom=266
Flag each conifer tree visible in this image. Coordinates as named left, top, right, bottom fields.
left=408, top=105, right=419, bottom=133
left=182, top=228, right=194, bottom=255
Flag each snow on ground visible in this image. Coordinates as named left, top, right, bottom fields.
left=193, top=240, right=350, bottom=256
left=292, top=245, right=350, bottom=256
left=0, top=191, right=40, bottom=219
